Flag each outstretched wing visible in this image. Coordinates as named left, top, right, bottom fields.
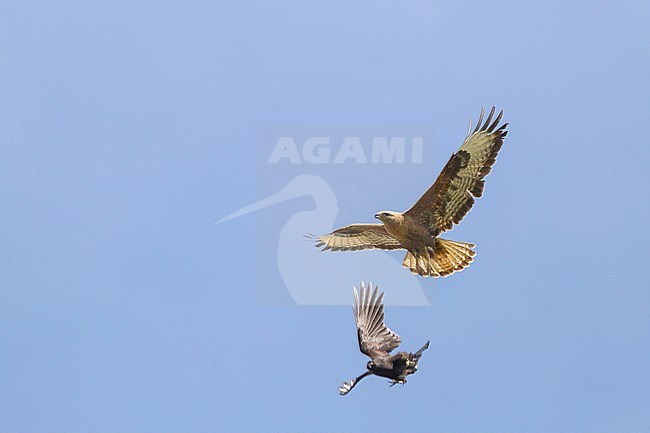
left=311, top=224, right=403, bottom=251
left=354, top=281, right=401, bottom=359
left=338, top=371, right=372, bottom=396
left=405, top=107, right=508, bottom=235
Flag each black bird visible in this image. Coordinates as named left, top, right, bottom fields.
left=338, top=281, right=430, bottom=395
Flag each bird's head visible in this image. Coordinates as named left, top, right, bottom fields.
left=366, top=361, right=375, bottom=371
left=374, top=210, right=401, bottom=223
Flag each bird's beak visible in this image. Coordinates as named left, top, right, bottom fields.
left=374, top=213, right=380, bottom=220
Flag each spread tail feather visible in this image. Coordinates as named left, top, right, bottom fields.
left=414, top=340, right=430, bottom=360
left=404, top=341, right=430, bottom=376
left=402, top=238, right=476, bottom=277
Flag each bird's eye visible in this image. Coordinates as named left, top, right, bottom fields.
left=382, top=213, right=390, bottom=218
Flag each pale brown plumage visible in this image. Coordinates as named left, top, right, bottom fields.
left=313, top=107, right=508, bottom=277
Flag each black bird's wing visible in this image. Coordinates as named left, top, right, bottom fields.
left=353, top=281, right=402, bottom=359
left=338, top=371, right=372, bottom=396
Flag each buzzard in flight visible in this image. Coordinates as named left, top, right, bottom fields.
left=313, top=107, right=508, bottom=277
left=338, top=281, right=429, bottom=396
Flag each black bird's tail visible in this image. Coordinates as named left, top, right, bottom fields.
left=414, top=340, right=430, bottom=360
left=402, top=341, right=430, bottom=376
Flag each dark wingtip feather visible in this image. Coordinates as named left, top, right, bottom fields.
left=486, top=109, right=504, bottom=133
left=472, top=106, right=485, bottom=134
left=482, top=106, right=496, bottom=131
left=304, top=233, right=327, bottom=249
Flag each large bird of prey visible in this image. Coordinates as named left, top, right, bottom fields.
left=313, top=107, right=508, bottom=277
left=338, top=281, right=429, bottom=396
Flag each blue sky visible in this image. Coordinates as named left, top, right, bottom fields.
left=1, top=1, right=649, bottom=432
